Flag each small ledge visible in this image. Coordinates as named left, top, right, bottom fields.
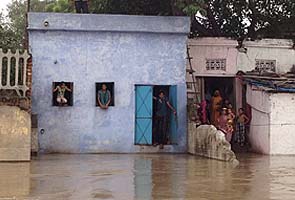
left=28, top=12, right=190, bottom=35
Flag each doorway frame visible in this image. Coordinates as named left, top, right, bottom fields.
left=195, top=75, right=237, bottom=111
left=134, top=84, right=178, bottom=146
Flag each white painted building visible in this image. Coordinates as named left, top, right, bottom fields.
left=187, top=37, right=295, bottom=154
left=186, top=37, right=239, bottom=108
left=241, top=39, right=295, bottom=155
left=237, top=39, right=295, bottom=73
left=246, top=84, right=295, bottom=155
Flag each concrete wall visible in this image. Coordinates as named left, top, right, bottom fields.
left=188, top=38, right=238, bottom=76
left=188, top=38, right=295, bottom=75
left=188, top=123, right=238, bottom=163
left=269, top=93, right=295, bottom=154
left=247, top=85, right=295, bottom=154
left=237, top=39, right=295, bottom=73
left=28, top=13, right=190, bottom=153
left=246, top=85, right=271, bottom=154
left=0, top=106, right=31, bottom=161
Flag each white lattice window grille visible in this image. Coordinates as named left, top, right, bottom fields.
left=255, top=59, right=276, bottom=72
left=0, top=49, right=30, bottom=97
left=206, top=59, right=226, bottom=71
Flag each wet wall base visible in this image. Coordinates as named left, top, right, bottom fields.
left=0, top=106, right=31, bottom=161
left=188, top=123, right=238, bottom=164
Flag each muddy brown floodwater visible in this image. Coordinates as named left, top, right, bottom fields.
left=0, top=154, right=295, bottom=200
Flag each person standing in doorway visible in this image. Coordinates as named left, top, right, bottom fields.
left=73, top=0, right=89, bottom=13
left=211, top=90, right=223, bottom=126
left=153, top=91, right=177, bottom=149
left=97, top=84, right=111, bottom=109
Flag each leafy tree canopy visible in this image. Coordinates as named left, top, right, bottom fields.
left=0, top=0, right=295, bottom=50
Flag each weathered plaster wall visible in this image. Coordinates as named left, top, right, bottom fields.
left=0, top=106, right=31, bottom=161
left=187, top=38, right=295, bottom=78
left=247, top=86, right=295, bottom=154
left=237, top=39, right=295, bottom=73
left=269, top=93, right=295, bottom=154
left=31, top=114, right=39, bottom=154
left=246, top=85, right=271, bottom=154
left=188, top=38, right=239, bottom=76
left=235, top=77, right=243, bottom=112
left=28, top=13, right=190, bottom=153
left=188, top=38, right=295, bottom=75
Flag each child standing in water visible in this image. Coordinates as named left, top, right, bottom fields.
left=227, top=106, right=235, bottom=122
left=226, top=107, right=235, bottom=142
left=218, top=108, right=235, bottom=143
left=235, top=108, right=250, bottom=146
left=217, top=108, right=228, bottom=132
left=226, top=120, right=234, bottom=142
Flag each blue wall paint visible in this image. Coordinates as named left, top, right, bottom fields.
left=29, top=13, right=190, bottom=153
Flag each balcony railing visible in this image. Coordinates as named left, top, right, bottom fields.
left=0, top=49, right=30, bottom=97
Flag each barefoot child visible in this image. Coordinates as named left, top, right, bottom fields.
left=225, top=120, right=234, bottom=142
left=235, top=108, right=250, bottom=146
left=227, top=107, right=235, bottom=122
left=53, top=82, right=72, bottom=105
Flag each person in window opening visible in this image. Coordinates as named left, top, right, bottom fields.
left=153, top=90, right=177, bottom=149
left=53, top=82, right=72, bottom=106
left=73, top=0, right=89, bottom=13
left=97, top=84, right=111, bottom=109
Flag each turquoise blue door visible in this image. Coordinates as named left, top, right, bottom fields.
left=169, top=85, right=178, bottom=144
left=135, top=85, right=153, bottom=145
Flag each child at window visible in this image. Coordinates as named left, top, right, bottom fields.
left=53, top=82, right=72, bottom=105
left=97, top=84, right=111, bottom=109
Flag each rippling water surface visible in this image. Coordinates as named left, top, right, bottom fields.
left=0, top=154, right=295, bottom=200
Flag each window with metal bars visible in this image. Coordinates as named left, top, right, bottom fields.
left=206, top=59, right=226, bottom=71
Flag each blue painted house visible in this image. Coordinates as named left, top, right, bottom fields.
left=28, top=13, right=190, bottom=153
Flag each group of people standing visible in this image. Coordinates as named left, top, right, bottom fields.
left=204, top=90, right=250, bottom=146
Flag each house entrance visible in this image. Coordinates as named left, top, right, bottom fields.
left=204, top=77, right=235, bottom=109
left=194, top=77, right=235, bottom=124
left=135, top=85, right=177, bottom=146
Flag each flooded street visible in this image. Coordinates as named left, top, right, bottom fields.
left=0, top=154, right=295, bottom=200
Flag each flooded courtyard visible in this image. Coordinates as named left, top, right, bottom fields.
left=0, top=154, right=295, bottom=200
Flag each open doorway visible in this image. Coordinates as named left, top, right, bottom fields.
left=152, top=85, right=170, bottom=145
left=204, top=77, right=235, bottom=109
left=193, top=77, right=236, bottom=125
left=204, top=77, right=235, bottom=124
left=134, top=85, right=177, bottom=146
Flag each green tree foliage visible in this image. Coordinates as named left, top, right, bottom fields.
left=0, top=0, right=294, bottom=50
left=96, top=0, right=175, bottom=15
left=0, top=0, right=53, bottom=50
left=45, top=0, right=73, bottom=13
left=0, top=0, right=27, bottom=50
left=81, top=0, right=295, bottom=39
left=189, top=0, right=295, bottom=39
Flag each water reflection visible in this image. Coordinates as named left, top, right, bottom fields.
left=0, top=162, right=30, bottom=198
left=0, top=154, right=294, bottom=200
